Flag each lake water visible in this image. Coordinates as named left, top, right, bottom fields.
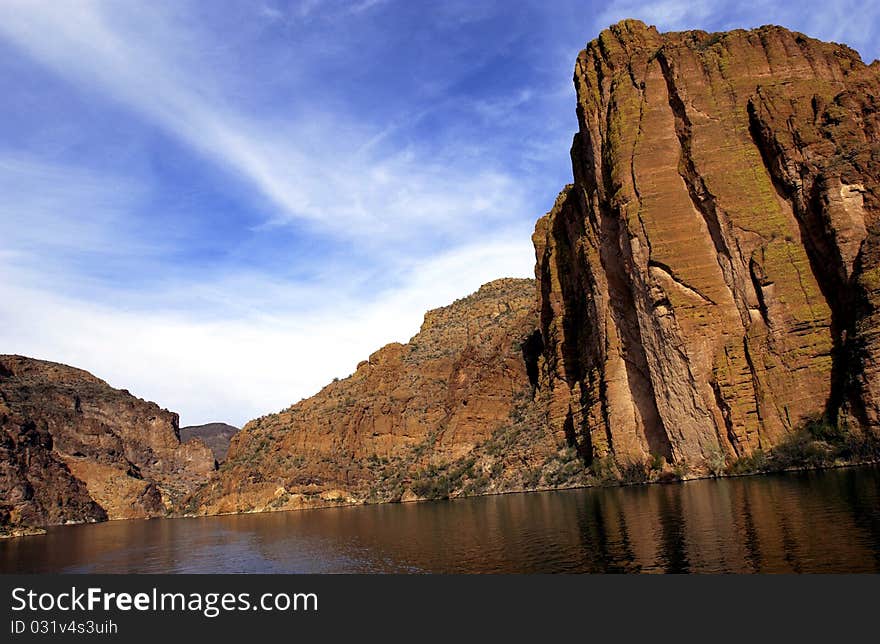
left=3, top=466, right=879, bottom=573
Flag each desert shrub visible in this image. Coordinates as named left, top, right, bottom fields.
left=705, top=448, right=727, bottom=477
left=697, top=32, right=724, bottom=50
left=590, top=456, right=619, bottom=485
left=485, top=441, right=504, bottom=457
left=727, top=449, right=769, bottom=475
left=522, top=467, right=543, bottom=488
left=555, top=459, right=585, bottom=486
left=269, top=492, right=290, bottom=509
left=462, top=474, right=490, bottom=496
left=841, top=432, right=880, bottom=461
left=649, top=453, right=665, bottom=473
left=619, top=460, right=649, bottom=485
left=772, top=431, right=833, bottom=468
left=672, top=458, right=690, bottom=480
left=803, top=415, right=846, bottom=444
left=510, top=406, right=525, bottom=424
left=411, top=473, right=451, bottom=500
left=558, top=445, right=580, bottom=463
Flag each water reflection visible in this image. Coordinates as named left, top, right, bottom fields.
left=2, top=466, right=878, bottom=573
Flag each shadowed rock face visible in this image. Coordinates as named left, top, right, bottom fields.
left=191, top=279, right=569, bottom=515
left=533, top=20, right=880, bottom=471
left=0, top=355, right=215, bottom=530
left=180, top=423, right=239, bottom=462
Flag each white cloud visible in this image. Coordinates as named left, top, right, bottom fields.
left=597, top=0, right=880, bottom=62
left=0, top=148, right=536, bottom=426
left=0, top=0, right=529, bottom=243
left=258, top=5, right=284, bottom=21
left=598, top=0, right=718, bottom=28
left=347, top=0, right=389, bottom=15
left=0, top=155, right=157, bottom=261
left=0, top=236, right=534, bottom=427
left=0, top=1, right=543, bottom=425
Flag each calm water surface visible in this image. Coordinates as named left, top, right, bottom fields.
left=3, top=466, right=880, bottom=573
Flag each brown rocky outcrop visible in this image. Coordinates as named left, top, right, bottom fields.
left=191, top=279, right=582, bottom=515
left=0, top=355, right=215, bottom=532
left=180, top=423, right=239, bottom=462
left=193, top=22, right=880, bottom=513
left=533, top=20, right=880, bottom=472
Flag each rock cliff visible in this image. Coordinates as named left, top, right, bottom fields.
left=191, top=279, right=584, bottom=515
left=180, top=423, right=239, bottom=462
left=0, top=355, right=215, bottom=532
left=6, top=22, right=880, bottom=531
left=533, top=20, right=880, bottom=472
left=193, top=22, right=880, bottom=512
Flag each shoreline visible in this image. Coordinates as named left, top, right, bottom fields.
left=5, top=458, right=878, bottom=539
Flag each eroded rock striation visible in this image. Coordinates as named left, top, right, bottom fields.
left=533, top=20, right=880, bottom=472
left=0, top=355, right=215, bottom=532
left=191, top=279, right=581, bottom=515
left=193, top=22, right=880, bottom=512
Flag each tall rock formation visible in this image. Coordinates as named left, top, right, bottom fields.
left=192, top=279, right=582, bottom=515
left=0, top=355, right=215, bottom=532
left=533, top=20, right=880, bottom=471
left=195, top=22, right=880, bottom=513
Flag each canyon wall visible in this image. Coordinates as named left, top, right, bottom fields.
left=196, top=22, right=880, bottom=512
left=191, top=279, right=581, bottom=515
left=6, top=22, right=880, bottom=531
left=0, top=355, right=215, bottom=532
left=533, top=20, right=880, bottom=471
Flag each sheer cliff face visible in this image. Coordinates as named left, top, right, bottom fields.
left=193, top=279, right=567, bottom=515
left=534, top=21, right=880, bottom=470
left=0, top=356, right=215, bottom=529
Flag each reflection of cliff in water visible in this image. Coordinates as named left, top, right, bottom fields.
left=2, top=466, right=879, bottom=573
left=578, top=468, right=880, bottom=573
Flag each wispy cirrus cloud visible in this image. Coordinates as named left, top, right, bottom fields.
left=0, top=155, right=148, bottom=257
left=0, top=0, right=532, bottom=245
left=0, top=234, right=534, bottom=426
left=598, top=0, right=880, bottom=61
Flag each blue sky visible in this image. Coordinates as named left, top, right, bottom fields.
left=1, top=0, right=877, bottom=426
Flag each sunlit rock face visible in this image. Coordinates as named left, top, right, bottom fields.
left=193, top=278, right=568, bottom=515
left=195, top=22, right=880, bottom=511
left=533, top=20, right=880, bottom=472
left=0, top=355, right=215, bottom=530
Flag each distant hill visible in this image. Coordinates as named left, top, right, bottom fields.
left=180, top=423, right=239, bottom=462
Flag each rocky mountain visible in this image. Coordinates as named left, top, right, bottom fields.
left=533, top=20, right=880, bottom=472
left=5, top=22, right=880, bottom=532
left=180, top=423, right=239, bottom=462
left=192, top=22, right=880, bottom=516
left=190, top=279, right=582, bottom=515
left=0, top=355, right=215, bottom=534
